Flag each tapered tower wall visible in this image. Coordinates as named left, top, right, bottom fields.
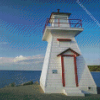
left=76, top=56, right=97, bottom=94
left=40, top=10, right=97, bottom=95
left=40, top=31, right=97, bottom=94
left=40, top=33, right=52, bottom=91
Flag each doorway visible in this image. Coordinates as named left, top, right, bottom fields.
left=64, top=56, right=76, bottom=87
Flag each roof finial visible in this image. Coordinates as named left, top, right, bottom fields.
left=57, top=9, right=60, bottom=13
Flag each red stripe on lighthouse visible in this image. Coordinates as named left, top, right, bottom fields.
left=61, top=56, right=65, bottom=87
left=74, top=56, right=78, bottom=87
left=58, top=18, right=60, bottom=27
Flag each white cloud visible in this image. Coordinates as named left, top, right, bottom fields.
left=0, top=55, right=44, bottom=70
left=0, top=57, right=13, bottom=63
left=13, top=55, right=27, bottom=62
left=13, top=55, right=44, bottom=64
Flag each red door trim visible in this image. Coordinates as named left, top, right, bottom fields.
left=74, top=56, right=78, bottom=87
left=61, top=55, right=78, bottom=87
left=61, top=56, right=65, bottom=87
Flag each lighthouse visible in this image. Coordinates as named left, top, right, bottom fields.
left=40, top=9, right=97, bottom=96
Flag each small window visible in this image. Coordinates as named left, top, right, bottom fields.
left=52, top=70, right=57, bottom=74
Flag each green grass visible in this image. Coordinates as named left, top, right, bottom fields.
left=0, top=84, right=100, bottom=100
left=88, top=65, right=100, bottom=71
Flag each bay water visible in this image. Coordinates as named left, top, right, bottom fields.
left=0, top=71, right=100, bottom=89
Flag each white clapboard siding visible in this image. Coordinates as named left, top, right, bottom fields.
left=40, top=35, right=52, bottom=90
left=52, top=32, right=73, bottom=38
left=49, top=63, right=61, bottom=67
left=47, top=75, right=62, bottom=79
left=49, top=56, right=61, bottom=64
left=47, top=79, right=62, bottom=83
left=76, top=55, right=96, bottom=87
left=47, top=83, right=63, bottom=87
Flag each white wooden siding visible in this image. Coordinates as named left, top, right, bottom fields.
left=40, top=35, right=52, bottom=91
left=76, top=55, right=96, bottom=87
left=63, top=50, right=74, bottom=55
left=59, top=41, right=71, bottom=47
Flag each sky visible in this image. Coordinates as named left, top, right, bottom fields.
left=0, top=0, right=100, bottom=70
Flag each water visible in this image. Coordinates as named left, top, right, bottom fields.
left=0, top=71, right=100, bottom=89
left=91, top=72, right=100, bottom=87
left=0, top=70, right=41, bottom=88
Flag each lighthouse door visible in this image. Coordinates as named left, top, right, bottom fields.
left=64, top=57, right=76, bottom=87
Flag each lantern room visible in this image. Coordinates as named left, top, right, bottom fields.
left=49, top=9, right=71, bottom=27
left=42, top=9, right=83, bottom=41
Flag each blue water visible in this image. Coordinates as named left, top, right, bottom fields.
left=0, top=70, right=41, bottom=88
left=0, top=71, right=100, bottom=88
left=91, top=72, right=100, bottom=87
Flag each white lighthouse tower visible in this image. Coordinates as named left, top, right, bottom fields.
left=40, top=9, right=97, bottom=96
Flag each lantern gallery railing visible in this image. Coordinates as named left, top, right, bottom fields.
left=43, top=18, right=82, bottom=32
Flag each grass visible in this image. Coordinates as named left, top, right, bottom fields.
left=88, top=65, right=100, bottom=71
left=0, top=84, right=100, bottom=100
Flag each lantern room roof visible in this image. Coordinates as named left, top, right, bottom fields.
left=50, top=9, right=71, bottom=18
left=51, top=12, right=71, bottom=16
left=50, top=12, right=71, bottom=18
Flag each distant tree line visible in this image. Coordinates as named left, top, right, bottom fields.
left=88, top=65, right=100, bottom=71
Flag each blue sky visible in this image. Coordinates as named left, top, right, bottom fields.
left=0, top=0, right=100, bottom=70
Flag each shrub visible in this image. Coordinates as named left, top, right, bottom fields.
left=88, top=65, right=100, bottom=71
left=9, top=82, right=16, bottom=87
left=22, top=81, right=33, bottom=86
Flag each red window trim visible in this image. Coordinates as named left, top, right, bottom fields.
left=57, top=38, right=71, bottom=41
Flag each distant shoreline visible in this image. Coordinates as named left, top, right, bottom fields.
left=91, top=71, right=100, bottom=72
left=88, top=65, right=100, bottom=72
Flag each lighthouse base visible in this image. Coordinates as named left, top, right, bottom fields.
left=41, top=85, right=85, bottom=96
left=63, top=88, right=84, bottom=96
